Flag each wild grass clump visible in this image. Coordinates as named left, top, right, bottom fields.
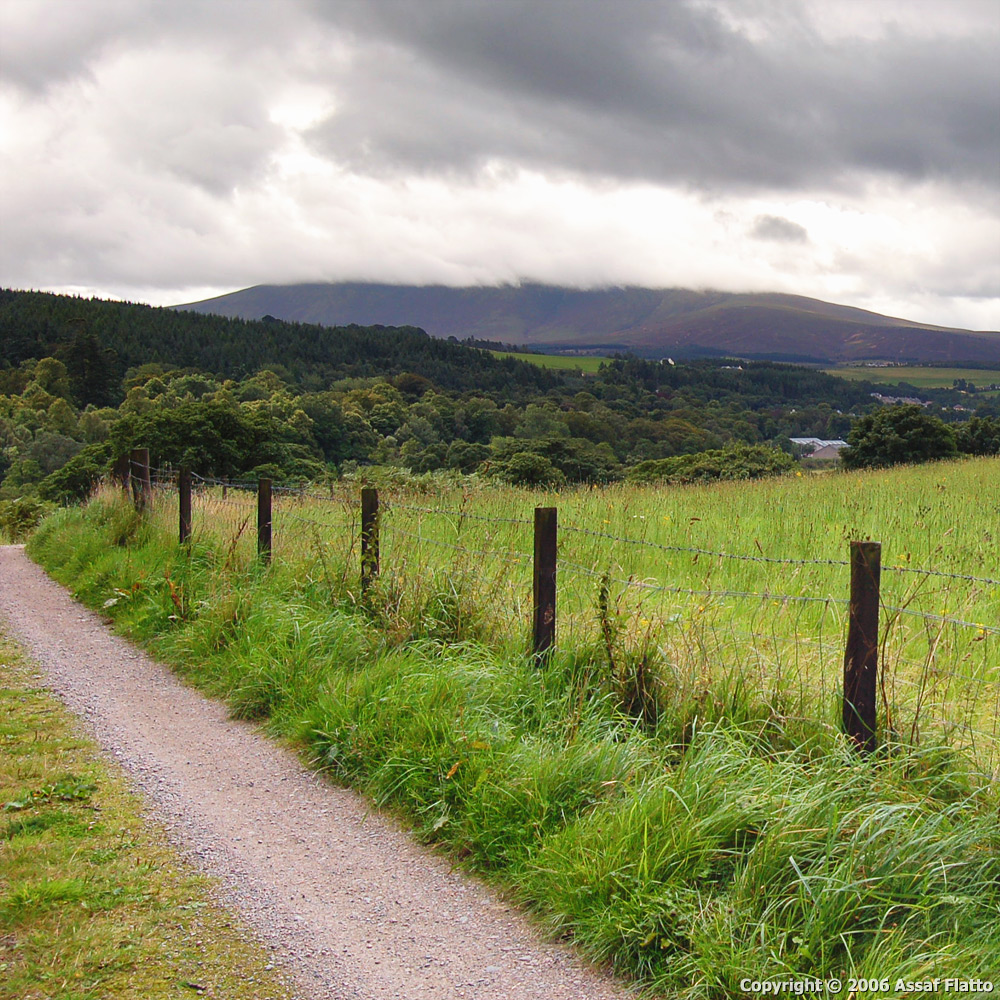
left=0, top=495, right=55, bottom=542
left=517, top=730, right=1000, bottom=994
left=25, top=467, right=1000, bottom=994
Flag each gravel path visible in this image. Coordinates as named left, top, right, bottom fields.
left=0, top=546, right=632, bottom=1000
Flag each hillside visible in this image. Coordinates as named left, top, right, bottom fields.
left=0, top=288, right=560, bottom=398
left=176, top=283, right=1000, bottom=365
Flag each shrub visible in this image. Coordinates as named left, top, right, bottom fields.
left=35, top=441, right=113, bottom=504
left=490, top=451, right=567, bottom=488
left=0, top=495, right=56, bottom=541
left=489, top=436, right=620, bottom=484
left=627, top=443, right=796, bottom=484
left=841, top=405, right=958, bottom=469
left=956, top=415, right=1000, bottom=456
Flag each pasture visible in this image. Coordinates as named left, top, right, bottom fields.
left=825, top=365, right=1000, bottom=390
left=490, top=349, right=610, bottom=371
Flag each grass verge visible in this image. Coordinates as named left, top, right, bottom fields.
left=0, top=627, right=295, bottom=1000
left=25, top=487, right=1000, bottom=997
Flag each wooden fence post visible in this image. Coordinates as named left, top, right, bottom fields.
left=844, top=540, right=881, bottom=755
left=257, top=478, right=272, bottom=564
left=361, top=487, right=379, bottom=592
left=533, top=506, right=557, bottom=659
left=178, top=467, right=192, bottom=544
left=129, top=448, right=152, bottom=511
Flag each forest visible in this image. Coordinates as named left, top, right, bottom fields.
left=1, top=288, right=997, bottom=507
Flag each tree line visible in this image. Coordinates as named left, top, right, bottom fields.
left=1, top=289, right=997, bottom=511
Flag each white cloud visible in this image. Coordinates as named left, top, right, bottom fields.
left=0, top=0, right=997, bottom=331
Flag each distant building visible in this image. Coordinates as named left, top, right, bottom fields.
left=789, top=437, right=848, bottom=455
left=870, top=392, right=931, bottom=406
left=806, top=443, right=845, bottom=461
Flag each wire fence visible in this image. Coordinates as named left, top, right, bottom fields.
left=115, top=457, right=999, bottom=772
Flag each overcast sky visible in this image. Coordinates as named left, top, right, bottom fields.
left=2, top=0, right=998, bottom=330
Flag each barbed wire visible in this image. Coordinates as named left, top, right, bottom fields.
left=559, top=520, right=1000, bottom=587
left=132, top=473, right=1000, bottom=590
left=559, top=559, right=850, bottom=608
left=559, top=560, right=998, bottom=634
left=887, top=671, right=999, bottom=694
left=386, top=500, right=534, bottom=527
left=881, top=565, right=1000, bottom=586
left=274, top=487, right=355, bottom=504
left=881, top=605, right=1000, bottom=635
left=188, top=472, right=259, bottom=490
left=194, top=496, right=257, bottom=512
left=382, top=524, right=532, bottom=563
left=561, top=522, right=853, bottom=567
left=272, top=509, right=352, bottom=529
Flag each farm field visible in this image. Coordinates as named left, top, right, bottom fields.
left=490, top=349, right=609, bottom=371
left=27, top=458, right=1000, bottom=995
left=492, top=354, right=1000, bottom=395
left=824, top=365, right=1000, bottom=389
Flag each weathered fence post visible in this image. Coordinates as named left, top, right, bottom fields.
left=178, top=467, right=192, bottom=545
left=533, top=506, right=557, bottom=659
left=844, top=540, right=881, bottom=755
left=129, top=448, right=152, bottom=511
left=112, top=453, right=130, bottom=494
left=257, top=478, right=272, bottom=564
left=360, top=487, right=379, bottom=592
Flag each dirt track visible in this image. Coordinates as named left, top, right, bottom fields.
left=0, top=546, right=632, bottom=1000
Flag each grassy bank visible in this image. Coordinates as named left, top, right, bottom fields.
left=0, top=629, right=294, bottom=1000
left=25, top=464, right=1000, bottom=996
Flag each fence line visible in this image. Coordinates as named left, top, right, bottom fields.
left=150, top=468, right=998, bottom=638
left=119, top=457, right=996, bottom=761
left=160, top=463, right=1000, bottom=586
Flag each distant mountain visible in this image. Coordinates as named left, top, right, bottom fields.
left=176, top=283, right=1000, bottom=365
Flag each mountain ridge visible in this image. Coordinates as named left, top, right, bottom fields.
left=175, top=282, right=1000, bottom=364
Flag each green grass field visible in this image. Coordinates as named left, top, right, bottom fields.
left=0, top=631, right=293, bottom=1000
left=26, top=460, right=1000, bottom=996
left=491, top=349, right=610, bottom=371
left=824, top=365, right=1000, bottom=389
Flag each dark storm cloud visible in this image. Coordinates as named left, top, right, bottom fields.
left=304, top=0, right=1000, bottom=193
left=3, top=1, right=995, bottom=194
left=750, top=215, right=809, bottom=243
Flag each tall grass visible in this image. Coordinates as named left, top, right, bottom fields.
left=27, top=459, right=1000, bottom=995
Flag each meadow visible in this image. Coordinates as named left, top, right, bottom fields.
left=27, top=458, right=1000, bottom=996
left=490, top=349, right=610, bottom=372
left=824, top=365, right=1000, bottom=390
